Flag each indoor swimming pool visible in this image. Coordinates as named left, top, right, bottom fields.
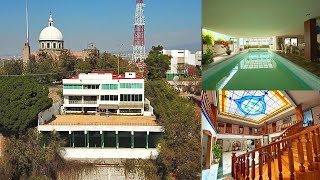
left=202, top=49, right=320, bottom=90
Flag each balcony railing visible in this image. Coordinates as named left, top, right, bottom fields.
left=67, top=100, right=97, bottom=104
left=69, top=100, right=82, bottom=104
left=83, top=101, right=97, bottom=104
left=217, top=126, right=263, bottom=136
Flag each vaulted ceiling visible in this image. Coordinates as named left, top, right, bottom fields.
left=203, top=0, right=320, bottom=38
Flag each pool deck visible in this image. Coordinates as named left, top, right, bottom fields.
left=273, top=50, right=320, bottom=77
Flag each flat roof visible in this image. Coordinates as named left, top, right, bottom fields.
left=46, top=115, right=159, bottom=126
left=66, top=72, right=144, bottom=80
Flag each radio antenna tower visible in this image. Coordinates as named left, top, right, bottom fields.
left=132, top=0, right=145, bottom=62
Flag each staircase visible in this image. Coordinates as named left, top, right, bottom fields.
left=232, top=122, right=320, bottom=180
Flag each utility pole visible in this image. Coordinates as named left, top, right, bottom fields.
left=118, top=44, right=123, bottom=75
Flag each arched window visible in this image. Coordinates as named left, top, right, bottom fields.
left=53, top=43, right=56, bottom=49
left=58, top=43, right=61, bottom=49
left=47, top=43, right=50, bottom=48
left=42, top=43, right=44, bottom=49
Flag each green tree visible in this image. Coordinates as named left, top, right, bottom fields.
left=145, top=46, right=171, bottom=80
left=0, top=76, right=52, bottom=134
left=59, top=49, right=77, bottom=72
left=3, top=59, right=23, bottom=75
left=75, top=60, right=91, bottom=72
left=85, top=48, right=100, bottom=69
left=145, top=80, right=201, bottom=179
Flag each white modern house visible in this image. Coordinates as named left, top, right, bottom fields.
left=37, top=72, right=162, bottom=159
left=62, top=72, right=147, bottom=115
left=162, top=49, right=201, bottom=79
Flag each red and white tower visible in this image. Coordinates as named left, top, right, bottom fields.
left=132, top=0, right=145, bottom=62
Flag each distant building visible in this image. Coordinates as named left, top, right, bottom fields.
left=71, top=46, right=100, bottom=61
left=38, top=14, right=65, bottom=60
left=162, top=49, right=202, bottom=79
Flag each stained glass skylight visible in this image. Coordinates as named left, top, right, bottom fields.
left=218, top=90, right=292, bottom=123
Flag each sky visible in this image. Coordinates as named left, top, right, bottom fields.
left=0, top=0, right=201, bottom=56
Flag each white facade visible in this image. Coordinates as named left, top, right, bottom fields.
left=62, top=72, right=145, bottom=115
left=162, top=49, right=201, bottom=75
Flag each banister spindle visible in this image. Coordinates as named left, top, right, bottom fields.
left=259, top=150, right=263, bottom=180
left=232, top=152, right=236, bottom=177
left=297, top=135, right=306, bottom=172
left=235, top=159, right=239, bottom=180
left=277, top=143, right=283, bottom=180
left=245, top=154, right=249, bottom=180
left=287, top=139, right=295, bottom=180
left=251, top=151, right=255, bottom=180
left=242, top=156, right=245, bottom=177
left=267, top=146, right=272, bottom=180
left=316, top=129, right=320, bottom=161
left=312, top=130, right=319, bottom=170
left=305, top=133, right=314, bottom=171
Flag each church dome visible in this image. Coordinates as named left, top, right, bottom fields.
left=39, top=14, right=63, bottom=41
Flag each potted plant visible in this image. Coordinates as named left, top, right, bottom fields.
left=212, top=144, right=222, bottom=164
left=202, top=32, right=214, bottom=46
left=221, top=41, right=232, bottom=55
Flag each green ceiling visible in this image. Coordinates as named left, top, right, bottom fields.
left=203, top=0, right=320, bottom=38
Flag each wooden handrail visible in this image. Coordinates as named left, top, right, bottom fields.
left=271, top=120, right=303, bottom=143
left=232, top=124, right=320, bottom=180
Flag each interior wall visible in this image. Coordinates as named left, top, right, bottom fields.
left=312, top=105, right=320, bottom=125
left=221, top=138, right=261, bottom=152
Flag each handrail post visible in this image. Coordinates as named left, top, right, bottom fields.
left=277, top=143, right=283, bottom=180
left=232, top=152, right=236, bottom=178
left=267, top=146, right=272, bottom=179
left=245, top=154, right=249, bottom=180
left=259, top=149, right=263, bottom=180
left=287, top=139, right=295, bottom=180
left=251, top=151, right=255, bottom=180
left=305, top=133, right=314, bottom=171
left=297, top=135, right=306, bottom=172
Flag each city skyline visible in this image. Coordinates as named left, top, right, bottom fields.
left=0, top=0, right=201, bottom=56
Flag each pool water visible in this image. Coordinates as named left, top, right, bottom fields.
left=202, top=50, right=319, bottom=90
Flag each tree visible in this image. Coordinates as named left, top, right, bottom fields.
left=145, top=80, right=201, bottom=179
left=2, top=60, right=23, bottom=75
left=145, top=46, right=171, bottom=80
left=0, top=76, right=52, bottom=134
left=59, top=49, right=77, bottom=72
left=0, top=129, right=65, bottom=179
left=85, top=48, right=100, bottom=69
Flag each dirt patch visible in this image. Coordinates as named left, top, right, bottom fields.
left=49, top=85, right=62, bottom=103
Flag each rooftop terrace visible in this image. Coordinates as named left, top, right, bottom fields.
left=45, top=115, right=158, bottom=126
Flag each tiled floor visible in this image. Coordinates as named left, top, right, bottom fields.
left=202, top=164, right=219, bottom=180
left=218, top=151, right=259, bottom=179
